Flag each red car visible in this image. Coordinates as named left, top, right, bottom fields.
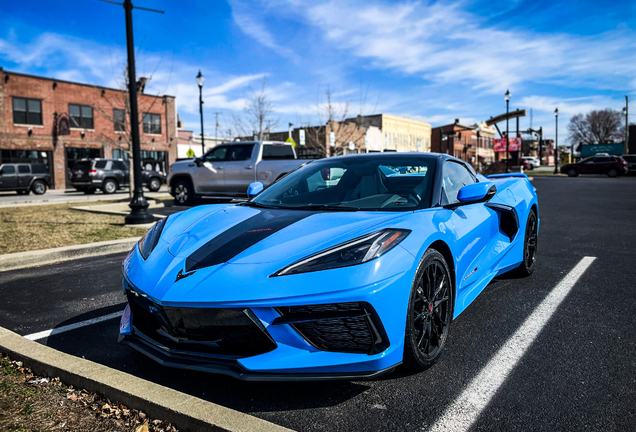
left=560, top=156, right=628, bottom=177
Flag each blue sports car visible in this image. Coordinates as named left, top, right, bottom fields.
left=119, top=153, right=539, bottom=380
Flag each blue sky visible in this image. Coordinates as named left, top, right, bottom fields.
left=1, top=0, right=634, bottom=143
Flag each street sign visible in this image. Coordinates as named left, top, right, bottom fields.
left=286, top=137, right=296, bottom=147
left=330, top=131, right=335, bottom=147
left=186, top=147, right=195, bottom=158
left=299, top=129, right=305, bottom=146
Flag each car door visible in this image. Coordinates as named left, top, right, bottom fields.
left=112, top=161, right=128, bottom=187
left=17, top=165, right=32, bottom=188
left=592, top=157, right=611, bottom=174
left=192, top=145, right=229, bottom=193
left=441, top=160, right=498, bottom=309
left=0, top=165, right=18, bottom=190
left=579, top=157, right=595, bottom=174
left=223, top=144, right=256, bottom=194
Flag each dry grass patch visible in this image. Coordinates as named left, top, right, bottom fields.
left=0, top=201, right=147, bottom=255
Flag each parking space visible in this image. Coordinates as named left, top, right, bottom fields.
left=1, top=176, right=635, bottom=431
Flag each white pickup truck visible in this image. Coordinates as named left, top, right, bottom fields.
left=167, top=141, right=308, bottom=205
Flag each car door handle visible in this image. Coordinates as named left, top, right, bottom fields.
left=245, top=165, right=253, bottom=170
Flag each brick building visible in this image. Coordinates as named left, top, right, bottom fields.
left=431, top=120, right=496, bottom=169
left=352, top=114, right=432, bottom=153
left=0, top=68, right=176, bottom=189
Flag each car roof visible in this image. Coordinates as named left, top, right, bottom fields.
left=327, top=152, right=459, bottom=163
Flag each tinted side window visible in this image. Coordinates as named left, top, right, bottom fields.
left=263, top=145, right=295, bottom=160
left=596, top=157, right=611, bottom=163
left=18, top=165, right=30, bottom=174
left=203, top=146, right=229, bottom=162
left=228, top=145, right=254, bottom=161
left=94, top=160, right=108, bottom=169
left=2, top=165, right=16, bottom=175
left=113, top=161, right=127, bottom=170
left=31, top=164, right=47, bottom=174
left=442, top=161, right=476, bottom=205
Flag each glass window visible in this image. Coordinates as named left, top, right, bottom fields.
left=18, top=165, right=30, bottom=174
left=263, top=144, right=295, bottom=160
left=31, top=164, right=47, bottom=174
left=69, top=104, right=93, bottom=129
left=203, top=146, right=229, bottom=162
left=94, top=160, right=108, bottom=169
left=228, top=145, right=254, bottom=161
left=441, top=161, right=476, bottom=205
left=252, top=156, right=437, bottom=211
left=113, top=109, right=125, bottom=132
left=1, top=165, right=16, bottom=175
left=12, top=97, right=42, bottom=125
left=142, top=113, right=161, bottom=134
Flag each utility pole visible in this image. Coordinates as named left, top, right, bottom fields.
left=114, top=0, right=163, bottom=225
left=214, top=112, right=220, bottom=143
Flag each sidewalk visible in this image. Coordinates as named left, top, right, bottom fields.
left=0, top=187, right=170, bottom=208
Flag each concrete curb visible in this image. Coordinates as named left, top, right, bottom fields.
left=0, top=237, right=140, bottom=272
left=0, top=326, right=292, bottom=432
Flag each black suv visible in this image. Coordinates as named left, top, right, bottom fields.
left=70, top=158, right=165, bottom=194
left=0, top=163, right=51, bottom=195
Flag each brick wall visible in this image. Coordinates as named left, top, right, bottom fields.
left=0, top=70, right=176, bottom=189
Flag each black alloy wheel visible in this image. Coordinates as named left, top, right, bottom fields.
left=102, top=179, right=117, bottom=194
left=31, top=181, right=46, bottom=195
left=148, top=177, right=162, bottom=192
left=403, top=249, right=453, bottom=370
left=607, top=168, right=618, bottom=178
left=567, top=168, right=578, bottom=177
left=173, top=180, right=194, bottom=206
left=512, top=209, right=538, bottom=277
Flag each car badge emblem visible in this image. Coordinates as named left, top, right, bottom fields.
left=175, top=268, right=196, bottom=282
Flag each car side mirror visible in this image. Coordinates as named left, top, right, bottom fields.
left=247, top=181, right=264, bottom=198
left=445, top=182, right=496, bottom=209
left=195, top=157, right=202, bottom=167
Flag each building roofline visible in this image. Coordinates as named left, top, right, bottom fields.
left=0, top=68, right=175, bottom=99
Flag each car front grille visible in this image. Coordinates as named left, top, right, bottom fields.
left=126, top=290, right=276, bottom=359
left=274, top=302, right=389, bottom=355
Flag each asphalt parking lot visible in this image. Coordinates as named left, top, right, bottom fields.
left=1, top=175, right=635, bottom=431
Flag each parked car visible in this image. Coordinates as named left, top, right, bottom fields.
left=0, top=163, right=51, bottom=195
left=167, top=141, right=308, bottom=205
left=70, top=158, right=165, bottom=194
left=622, top=155, right=636, bottom=175
left=560, top=156, right=628, bottom=177
left=521, top=156, right=540, bottom=169
left=118, top=153, right=539, bottom=380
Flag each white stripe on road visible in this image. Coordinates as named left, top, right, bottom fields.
left=24, top=311, right=124, bottom=341
left=429, top=256, right=596, bottom=432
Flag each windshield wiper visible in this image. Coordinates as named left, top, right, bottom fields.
left=239, top=201, right=281, bottom=209
left=293, top=204, right=360, bottom=212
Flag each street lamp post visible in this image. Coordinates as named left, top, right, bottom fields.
left=123, top=0, right=154, bottom=225
left=505, top=90, right=511, bottom=173
left=553, top=108, right=559, bottom=174
left=196, top=71, right=205, bottom=155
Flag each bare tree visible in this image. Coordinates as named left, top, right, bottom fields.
left=567, top=109, right=624, bottom=145
left=95, top=67, right=166, bottom=197
left=301, top=87, right=368, bottom=157
left=233, top=78, right=277, bottom=140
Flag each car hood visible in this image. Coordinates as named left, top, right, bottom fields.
left=126, top=204, right=409, bottom=303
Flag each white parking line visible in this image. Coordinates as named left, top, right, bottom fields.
left=429, top=256, right=596, bottom=432
left=23, top=311, right=124, bottom=341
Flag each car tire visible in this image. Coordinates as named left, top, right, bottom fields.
left=173, top=180, right=195, bottom=206
left=148, top=177, right=162, bottom=192
left=607, top=168, right=618, bottom=178
left=102, top=179, right=117, bottom=194
left=527, top=164, right=534, bottom=170
left=403, top=249, right=454, bottom=371
left=511, top=209, right=538, bottom=278
left=31, top=181, right=46, bottom=195
left=567, top=169, right=578, bottom=177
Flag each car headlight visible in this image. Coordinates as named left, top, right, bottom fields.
left=273, top=229, right=410, bottom=276
left=138, top=217, right=168, bottom=260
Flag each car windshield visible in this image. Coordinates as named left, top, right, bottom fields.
left=250, top=156, right=437, bottom=211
